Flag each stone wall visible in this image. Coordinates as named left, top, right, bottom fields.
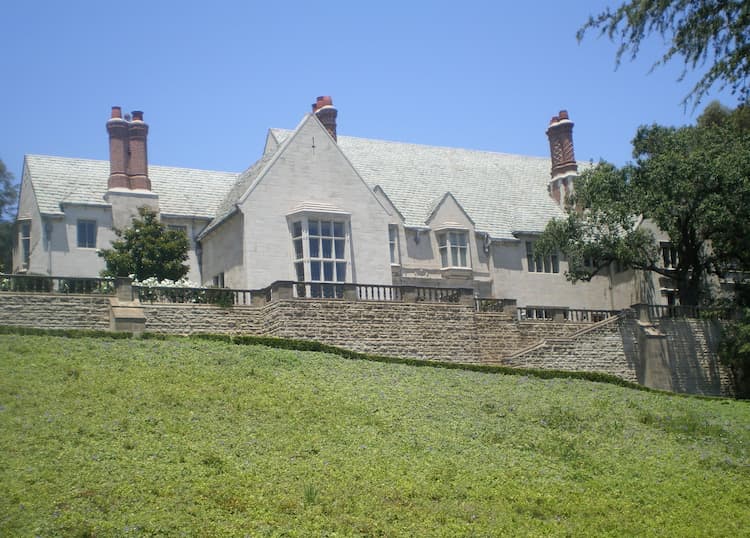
left=263, top=300, right=481, bottom=363
left=142, top=304, right=264, bottom=335
left=657, top=319, right=732, bottom=396
left=474, top=313, right=589, bottom=362
left=0, top=292, right=734, bottom=396
left=504, top=315, right=733, bottom=397
left=503, top=316, right=641, bottom=383
left=0, top=294, right=110, bottom=330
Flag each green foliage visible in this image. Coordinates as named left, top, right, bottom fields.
left=1, top=334, right=748, bottom=535
left=579, top=0, right=750, bottom=104
left=98, top=207, right=189, bottom=281
left=0, top=159, right=18, bottom=271
left=538, top=104, right=750, bottom=305
left=720, top=308, right=750, bottom=397
left=0, top=159, right=17, bottom=221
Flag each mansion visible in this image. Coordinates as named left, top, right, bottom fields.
left=13, top=97, right=667, bottom=310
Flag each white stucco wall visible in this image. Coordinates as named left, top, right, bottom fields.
left=49, top=205, right=115, bottom=278
left=161, top=216, right=209, bottom=283
left=13, top=168, right=44, bottom=274
left=199, top=212, right=244, bottom=287
left=236, top=116, right=393, bottom=289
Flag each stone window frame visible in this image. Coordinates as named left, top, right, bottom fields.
left=167, top=224, right=191, bottom=250
left=19, top=219, right=31, bottom=270
left=288, top=211, right=351, bottom=298
left=437, top=229, right=470, bottom=269
left=76, top=219, right=97, bottom=249
left=661, top=241, right=679, bottom=269
left=525, top=240, right=559, bottom=274
left=389, top=224, right=400, bottom=266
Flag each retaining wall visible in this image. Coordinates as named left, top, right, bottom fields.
left=0, top=293, right=734, bottom=396
left=0, top=294, right=110, bottom=330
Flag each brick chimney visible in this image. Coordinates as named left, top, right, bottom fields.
left=312, top=96, right=337, bottom=141
left=127, top=110, right=151, bottom=190
left=546, top=110, right=578, bottom=206
left=106, top=106, right=130, bottom=189
left=106, top=107, right=151, bottom=190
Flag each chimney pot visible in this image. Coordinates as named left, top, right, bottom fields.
left=546, top=109, right=577, bottom=185
left=312, top=95, right=337, bottom=141
left=111, top=106, right=122, bottom=119
left=131, top=110, right=144, bottom=122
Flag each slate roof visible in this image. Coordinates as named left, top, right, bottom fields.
left=270, top=128, right=581, bottom=240
left=24, top=155, right=238, bottom=219
left=25, top=123, right=586, bottom=241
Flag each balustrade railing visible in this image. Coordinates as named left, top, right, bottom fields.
left=292, top=282, right=345, bottom=299
left=475, top=298, right=507, bottom=312
left=133, top=286, right=253, bottom=306
left=0, top=274, right=115, bottom=295
left=517, top=306, right=620, bottom=322
left=357, top=284, right=401, bottom=301
left=647, top=304, right=737, bottom=320
left=8, top=274, right=720, bottom=323
left=415, top=287, right=461, bottom=303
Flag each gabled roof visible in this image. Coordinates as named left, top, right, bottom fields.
left=202, top=114, right=390, bottom=238
left=270, top=129, right=578, bottom=240
left=425, top=191, right=476, bottom=228
left=200, top=147, right=281, bottom=237
left=24, top=121, right=586, bottom=242
left=23, top=155, right=238, bottom=219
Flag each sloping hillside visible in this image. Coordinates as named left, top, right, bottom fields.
left=1, top=335, right=748, bottom=536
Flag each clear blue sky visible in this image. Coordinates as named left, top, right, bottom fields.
left=1, top=0, right=741, bottom=187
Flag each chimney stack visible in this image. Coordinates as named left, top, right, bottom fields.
left=106, top=107, right=130, bottom=189
left=312, top=96, right=337, bottom=141
left=127, top=110, right=150, bottom=190
left=106, top=107, right=151, bottom=191
left=546, top=110, right=578, bottom=206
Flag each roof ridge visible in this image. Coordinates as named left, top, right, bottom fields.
left=26, top=154, right=239, bottom=175
left=270, top=128, right=553, bottom=161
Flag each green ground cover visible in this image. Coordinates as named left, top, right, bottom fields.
left=1, top=334, right=748, bottom=536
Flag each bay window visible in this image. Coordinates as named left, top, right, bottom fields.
left=290, top=215, right=349, bottom=298
left=438, top=230, right=469, bottom=268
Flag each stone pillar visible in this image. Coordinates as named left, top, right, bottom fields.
left=400, top=286, right=418, bottom=302
left=632, top=303, right=651, bottom=323
left=457, top=288, right=475, bottom=306
left=271, top=281, right=294, bottom=300
left=114, top=277, right=134, bottom=302
left=342, top=283, right=358, bottom=301
left=638, top=323, right=673, bottom=391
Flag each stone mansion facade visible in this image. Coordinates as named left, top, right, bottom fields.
left=13, top=97, right=667, bottom=311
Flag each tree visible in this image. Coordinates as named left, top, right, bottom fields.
left=98, top=207, right=189, bottom=282
left=0, top=159, right=18, bottom=272
left=579, top=0, right=750, bottom=105
left=536, top=104, right=750, bottom=306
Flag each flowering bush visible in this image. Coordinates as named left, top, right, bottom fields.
left=132, top=276, right=234, bottom=306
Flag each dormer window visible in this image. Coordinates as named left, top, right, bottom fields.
left=437, top=230, right=469, bottom=268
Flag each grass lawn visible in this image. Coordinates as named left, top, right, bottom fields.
left=0, top=334, right=748, bottom=536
